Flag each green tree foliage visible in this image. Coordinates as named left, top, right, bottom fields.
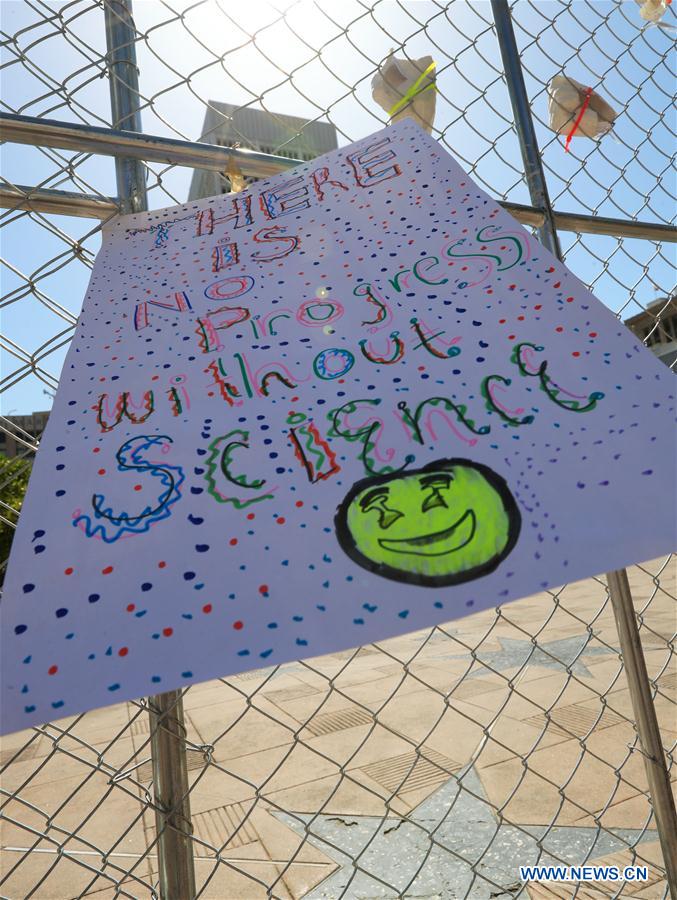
left=0, top=453, right=33, bottom=577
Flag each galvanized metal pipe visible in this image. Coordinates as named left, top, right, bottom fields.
left=0, top=111, right=298, bottom=181
left=103, top=2, right=196, bottom=897
left=104, top=0, right=148, bottom=214
left=491, top=0, right=562, bottom=258
left=0, top=184, right=119, bottom=219
left=147, top=692, right=198, bottom=900
left=607, top=569, right=677, bottom=896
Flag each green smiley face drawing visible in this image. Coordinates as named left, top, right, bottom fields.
left=335, top=459, right=520, bottom=587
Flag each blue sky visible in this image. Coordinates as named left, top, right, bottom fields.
left=1, top=0, right=674, bottom=414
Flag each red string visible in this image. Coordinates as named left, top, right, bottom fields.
left=564, top=87, right=593, bottom=153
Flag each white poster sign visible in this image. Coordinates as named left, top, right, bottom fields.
left=2, top=121, right=674, bottom=734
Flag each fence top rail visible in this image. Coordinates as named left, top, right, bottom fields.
left=0, top=112, right=299, bottom=179
left=2, top=112, right=675, bottom=243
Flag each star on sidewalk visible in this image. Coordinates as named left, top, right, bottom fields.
left=441, top=635, right=617, bottom=679
left=275, top=766, right=655, bottom=899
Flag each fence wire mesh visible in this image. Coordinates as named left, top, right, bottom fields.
left=1, top=1, right=675, bottom=898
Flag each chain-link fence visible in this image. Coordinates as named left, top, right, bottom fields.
left=1, top=1, right=675, bottom=897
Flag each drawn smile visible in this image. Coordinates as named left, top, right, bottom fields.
left=378, top=509, right=476, bottom=557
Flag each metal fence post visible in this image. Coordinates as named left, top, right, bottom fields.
left=104, top=0, right=148, bottom=215
left=490, top=0, right=561, bottom=259
left=147, top=692, right=198, bottom=900
left=607, top=570, right=677, bottom=894
left=492, top=3, right=677, bottom=892
left=103, top=2, right=197, bottom=897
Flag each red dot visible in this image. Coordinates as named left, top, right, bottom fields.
left=572, top=351, right=580, bottom=357
left=229, top=537, right=238, bottom=546
left=517, top=315, right=525, bottom=321
left=162, top=627, right=173, bottom=637
left=133, top=484, right=142, bottom=491
left=276, top=517, right=286, bottom=525
left=259, top=585, right=268, bottom=595
left=93, top=447, right=101, bottom=454
left=534, top=304, right=542, bottom=310
left=247, top=513, right=255, bottom=520
left=553, top=281, right=561, bottom=289
left=589, top=332, right=597, bottom=338
left=158, top=561, right=166, bottom=568
left=64, top=567, right=74, bottom=575
left=126, top=603, right=135, bottom=612
left=102, top=566, right=113, bottom=575
left=202, top=603, right=212, bottom=614
left=48, top=665, right=58, bottom=675
left=508, top=334, right=515, bottom=340
left=233, top=620, right=243, bottom=630
left=118, top=647, right=128, bottom=657
left=556, top=326, right=564, bottom=333
left=499, top=319, right=506, bottom=324
left=295, top=500, right=304, bottom=508
left=566, top=296, right=574, bottom=303
left=98, top=469, right=106, bottom=475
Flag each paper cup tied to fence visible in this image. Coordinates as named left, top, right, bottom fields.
left=372, top=51, right=437, bottom=133
left=635, top=0, right=672, bottom=23
left=1, top=119, right=674, bottom=734
left=335, top=459, right=521, bottom=588
left=547, top=75, right=618, bottom=151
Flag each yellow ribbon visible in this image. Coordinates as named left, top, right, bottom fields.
left=388, top=60, right=437, bottom=119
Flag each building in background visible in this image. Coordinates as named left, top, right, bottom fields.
left=624, top=295, right=677, bottom=368
left=0, top=411, right=50, bottom=458
left=188, top=102, right=338, bottom=200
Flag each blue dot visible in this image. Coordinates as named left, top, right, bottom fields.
left=181, top=671, right=193, bottom=678
left=88, top=594, right=100, bottom=603
left=15, top=624, right=28, bottom=635
left=141, top=583, right=153, bottom=591
left=183, top=571, right=196, bottom=581
left=23, top=584, right=35, bottom=593
left=195, top=544, right=209, bottom=553
left=108, top=683, right=121, bottom=691
left=55, top=608, right=68, bottom=618
left=151, top=675, right=161, bottom=683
